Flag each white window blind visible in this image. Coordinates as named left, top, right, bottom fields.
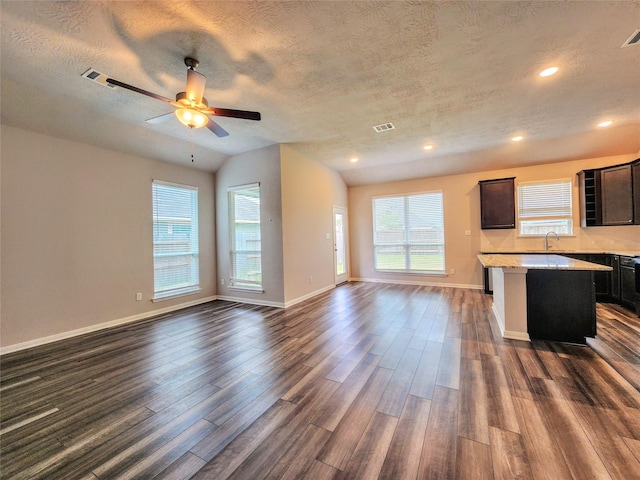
left=517, top=179, right=573, bottom=236
left=152, top=181, right=199, bottom=299
left=229, top=184, right=262, bottom=290
left=373, top=191, right=445, bottom=272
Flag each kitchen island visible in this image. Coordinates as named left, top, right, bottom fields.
left=477, top=254, right=612, bottom=344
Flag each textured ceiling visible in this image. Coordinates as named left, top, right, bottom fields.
left=1, top=1, right=639, bottom=186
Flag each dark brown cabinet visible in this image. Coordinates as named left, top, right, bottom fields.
left=633, top=159, right=640, bottom=224
left=527, top=269, right=596, bottom=344
left=479, top=177, right=515, bottom=229
left=601, top=164, right=633, bottom=225
left=612, top=255, right=621, bottom=300
left=537, top=252, right=637, bottom=315
left=579, top=159, right=640, bottom=226
left=563, top=253, right=611, bottom=299
left=620, top=256, right=638, bottom=311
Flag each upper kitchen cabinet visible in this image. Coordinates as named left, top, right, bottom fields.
left=578, top=159, right=640, bottom=227
left=634, top=159, right=640, bottom=224
left=479, top=177, right=515, bottom=229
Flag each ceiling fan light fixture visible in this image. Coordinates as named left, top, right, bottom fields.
left=175, top=108, right=208, bottom=128
left=176, top=92, right=208, bottom=109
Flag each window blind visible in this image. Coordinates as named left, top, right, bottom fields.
left=373, top=191, right=445, bottom=272
left=152, top=181, right=199, bottom=298
left=517, top=179, right=573, bottom=235
left=228, top=184, right=262, bottom=290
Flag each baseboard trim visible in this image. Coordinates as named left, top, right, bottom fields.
left=503, top=330, right=531, bottom=342
left=350, top=277, right=483, bottom=290
left=284, top=284, right=335, bottom=308
left=0, top=295, right=217, bottom=355
left=490, top=302, right=530, bottom=342
left=215, top=295, right=286, bottom=308
left=491, top=303, right=505, bottom=336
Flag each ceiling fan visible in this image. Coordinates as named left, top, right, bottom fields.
left=105, top=57, right=261, bottom=138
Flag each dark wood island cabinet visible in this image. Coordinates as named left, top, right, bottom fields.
left=478, top=254, right=611, bottom=344
left=526, top=269, right=596, bottom=344
left=484, top=251, right=640, bottom=317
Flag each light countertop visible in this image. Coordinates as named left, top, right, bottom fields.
left=480, top=249, right=640, bottom=257
left=477, top=253, right=613, bottom=271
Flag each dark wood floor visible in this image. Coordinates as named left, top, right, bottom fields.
left=1, top=282, right=640, bottom=479
left=589, top=302, right=640, bottom=391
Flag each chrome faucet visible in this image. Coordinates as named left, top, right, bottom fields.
left=544, top=231, right=559, bottom=251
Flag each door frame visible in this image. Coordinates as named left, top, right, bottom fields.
left=333, top=206, right=349, bottom=285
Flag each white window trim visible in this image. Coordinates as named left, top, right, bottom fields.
left=516, top=178, right=574, bottom=237
left=372, top=190, right=446, bottom=274
left=228, top=182, right=263, bottom=292
left=152, top=180, right=200, bottom=300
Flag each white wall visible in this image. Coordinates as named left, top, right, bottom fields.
left=280, top=144, right=348, bottom=304
left=0, top=126, right=217, bottom=349
left=215, top=144, right=285, bottom=306
left=349, top=153, right=640, bottom=288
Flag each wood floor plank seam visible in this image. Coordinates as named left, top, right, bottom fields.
left=1, top=283, right=639, bottom=480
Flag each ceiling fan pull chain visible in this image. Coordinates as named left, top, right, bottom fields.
left=190, top=127, right=195, bottom=162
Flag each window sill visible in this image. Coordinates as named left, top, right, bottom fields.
left=152, top=287, right=202, bottom=303
left=374, top=270, right=447, bottom=276
left=228, top=286, right=265, bottom=294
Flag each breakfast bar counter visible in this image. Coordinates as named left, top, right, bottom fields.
left=477, top=254, right=612, bottom=343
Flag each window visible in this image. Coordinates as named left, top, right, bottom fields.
left=152, top=181, right=199, bottom=299
left=517, top=179, right=573, bottom=236
left=373, top=191, right=445, bottom=273
left=228, top=183, right=262, bottom=291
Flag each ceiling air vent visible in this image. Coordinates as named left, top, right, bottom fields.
left=621, top=29, right=640, bottom=47
left=373, top=122, right=395, bottom=133
left=81, top=68, right=116, bottom=88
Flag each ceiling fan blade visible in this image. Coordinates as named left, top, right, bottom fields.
left=145, top=112, right=175, bottom=124
left=106, top=78, right=174, bottom=103
left=186, top=69, right=206, bottom=105
left=205, top=107, right=261, bottom=121
left=206, top=119, right=230, bottom=137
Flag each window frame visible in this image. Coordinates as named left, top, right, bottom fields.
left=152, top=180, right=200, bottom=301
left=228, top=183, right=263, bottom=292
left=516, top=178, right=574, bottom=237
left=372, top=190, right=446, bottom=274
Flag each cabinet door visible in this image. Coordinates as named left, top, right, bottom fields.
left=601, top=164, right=633, bottom=225
left=479, top=178, right=515, bottom=229
left=633, top=160, right=640, bottom=225
left=611, top=255, right=620, bottom=300
left=621, top=265, right=636, bottom=309
left=588, top=254, right=612, bottom=298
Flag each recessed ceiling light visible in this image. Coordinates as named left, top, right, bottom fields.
left=539, top=66, right=559, bottom=77
left=423, top=144, right=434, bottom=151
left=597, top=120, right=613, bottom=128
left=350, top=157, right=359, bottom=163
left=512, top=135, right=524, bottom=142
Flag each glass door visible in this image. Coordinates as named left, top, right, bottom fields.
left=333, top=206, right=348, bottom=285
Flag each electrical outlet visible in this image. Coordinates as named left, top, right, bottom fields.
left=465, top=230, right=471, bottom=236
left=309, top=275, right=313, bottom=283
left=136, top=292, right=142, bottom=301
left=449, top=268, right=455, bottom=275
left=221, top=278, right=225, bottom=285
